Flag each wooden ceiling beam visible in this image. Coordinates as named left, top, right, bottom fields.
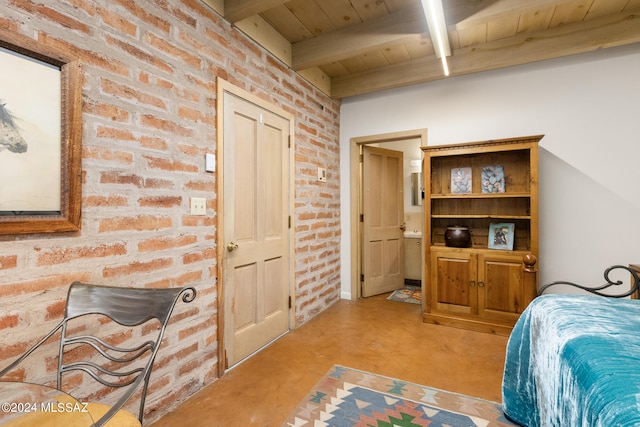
left=291, top=4, right=427, bottom=71
left=453, top=0, right=579, bottom=29
left=331, top=9, right=640, bottom=98
left=224, top=0, right=288, bottom=23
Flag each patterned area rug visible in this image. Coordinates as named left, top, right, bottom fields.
left=283, top=365, right=517, bottom=427
left=387, top=286, right=422, bottom=304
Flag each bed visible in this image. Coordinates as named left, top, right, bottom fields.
left=502, top=265, right=640, bottom=427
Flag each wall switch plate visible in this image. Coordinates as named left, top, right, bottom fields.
left=205, top=153, right=215, bottom=172
left=190, top=197, right=207, bottom=215
left=317, top=167, right=326, bottom=182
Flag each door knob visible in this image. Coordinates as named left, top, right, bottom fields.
left=400, top=223, right=406, bottom=231
left=226, top=242, right=239, bottom=252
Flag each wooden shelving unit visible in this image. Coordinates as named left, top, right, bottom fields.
left=422, top=135, right=542, bottom=335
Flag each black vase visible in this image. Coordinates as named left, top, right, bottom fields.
left=444, top=226, right=471, bottom=248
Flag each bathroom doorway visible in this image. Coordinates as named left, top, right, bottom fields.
left=349, top=129, right=428, bottom=300
left=361, top=145, right=405, bottom=297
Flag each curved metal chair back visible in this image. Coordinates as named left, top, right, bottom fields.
left=58, top=282, right=196, bottom=426
left=0, top=281, right=196, bottom=426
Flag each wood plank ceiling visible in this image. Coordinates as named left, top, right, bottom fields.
left=212, top=0, right=640, bottom=99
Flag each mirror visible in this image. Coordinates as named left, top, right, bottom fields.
left=411, top=172, right=423, bottom=206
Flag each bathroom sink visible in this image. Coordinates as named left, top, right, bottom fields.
left=404, top=231, right=422, bottom=238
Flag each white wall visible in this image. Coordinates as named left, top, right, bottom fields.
left=340, top=44, right=640, bottom=298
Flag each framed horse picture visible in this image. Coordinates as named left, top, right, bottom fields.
left=0, top=28, right=82, bottom=234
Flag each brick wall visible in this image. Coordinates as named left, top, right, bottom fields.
left=0, top=0, right=341, bottom=423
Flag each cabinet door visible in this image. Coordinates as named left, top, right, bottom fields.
left=404, top=238, right=422, bottom=281
left=477, top=253, right=525, bottom=322
left=431, top=250, right=477, bottom=315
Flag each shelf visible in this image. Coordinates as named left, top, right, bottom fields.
left=430, top=244, right=532, bottom=254
left=422, top=135, right=541, bottom=334
left=432, top=215, right=531, bottom=219
left=430, top=193, right=531, bottom=199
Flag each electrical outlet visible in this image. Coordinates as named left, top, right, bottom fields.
left=190, top=197, right=206, bottom=216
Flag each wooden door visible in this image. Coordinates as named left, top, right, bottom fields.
left=361, top=146, right=405, bottom=297
left=431, top=250, right=476, bottom=315
left=222, top=92, right=291, bottom=367
left=478, top=253, right=525, bottom=322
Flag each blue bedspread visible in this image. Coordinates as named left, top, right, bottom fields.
left=502, top=294, right=640, bottom=427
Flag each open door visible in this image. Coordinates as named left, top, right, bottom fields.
left=361, top=146, right=405, bottom=297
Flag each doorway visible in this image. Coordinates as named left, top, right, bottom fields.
left=361, top=145, right=405, bottom=297
left=216, top=79, right=296, bottom=374
left=349, top=129, right=428, bottom=300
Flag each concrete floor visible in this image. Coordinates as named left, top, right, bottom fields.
left=150, top=292, right=509, bottom=427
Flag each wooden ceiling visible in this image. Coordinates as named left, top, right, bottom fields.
left=208, top=0, right=640, bottom=99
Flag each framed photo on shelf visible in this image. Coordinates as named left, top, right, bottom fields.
left=488, top=223, right=515, bottom=250
left=481, top=165, right=505, bottom=193
left=450, top=167, right=472, bottom=194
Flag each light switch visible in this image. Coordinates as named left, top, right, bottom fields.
left=317, top=167, right=326, bottom=182
left=205, top=153, right=215, bottom=172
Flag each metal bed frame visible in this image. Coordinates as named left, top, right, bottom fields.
left=538, top=265, right=640, bottom=298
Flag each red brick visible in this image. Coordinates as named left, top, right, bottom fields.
left=175, top=271, right=204, bottom=286
left=97, top=7, right=137, bottom=36
left=0, top=16, right=20, bottom=33
left=0, top=274, right=91, bottom=299
left=139, top=136, right=169, bottom=151
left=144, top=156, right=198, bottom=172
left=84, top=195, right=129, bottom=207
left=144, top=31, right=202, bottom=69
left=38, top=33, right=130, bottom=76
left=138, top=235, right=197, bottom=252
left=101, top=79, right=167, bottom=109
left=0, top=313, right=19, bottom=330
left=0, top=256, right=18, bottom=270
left=138, top=195, right=182, bottom=208
left=178, top=356, right=201, bottom=376
left=84, top=101, right=130, bottom=122
left=184, top=180, right=215, bottom=191
left=45, top=300, right=66, bottom=321
left=111, top=0, right=171, bottom=33
left=102, top=258, right=173, bottom=278
left=17, top=0, right=91, bottom=33
left=182, top=248, right=216, bottom=264
left=140, top=115, right=194, bottom=138
left=37, top=243, right=128, bottom=265
left=83, top=146, right=134, bottom=164
left=100, top=171, right=143, bottom=187
left=142, top=180, right=172, bottom=191
left=98, top=215, right=173, bottom=232
left=96, top=125, right=136, bottom=141
left=105, top=34, right=173, bottom=73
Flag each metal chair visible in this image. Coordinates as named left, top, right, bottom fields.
left=0, top=281, right=196, bottom=426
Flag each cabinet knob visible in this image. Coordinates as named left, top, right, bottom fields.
left=470, top=280, right=476, bottom=287
left=478, top=281, right=485, bottom=287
